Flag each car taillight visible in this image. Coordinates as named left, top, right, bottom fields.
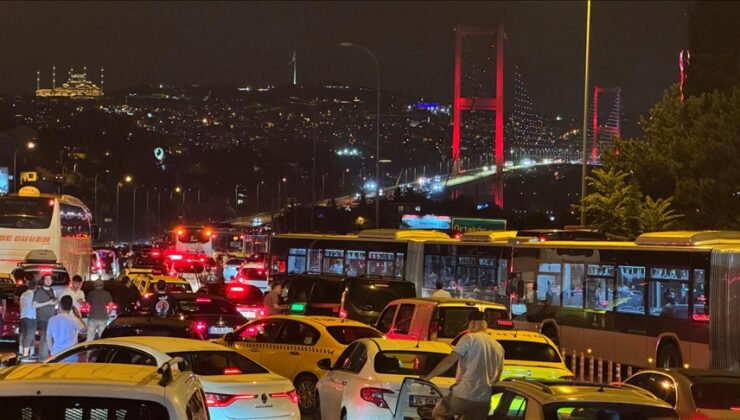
left=258, top=308, right=265, bottom=318
left=80, top=303, right=90, bottom=314
left=229, top=286, right=245, bottom=293
left=193, top=321, right=207, bottom=332
left=196, top=297, right=211, bottom=303
left=271, top=389, right=299, bottom=404
left=223, top=367, right=241, bottom=375
left=339, top=308, right=348, bottom=319
left=204, top=392, right=257, bottom=407
left=106, top=303, right=117, bottom=311
left=360, top=387, right=394, bottom=409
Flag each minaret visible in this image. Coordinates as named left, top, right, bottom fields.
left=52, top=65, right=56, bottom=90
left=83, top=65, right=87, bottom=77
left=100, top=67, right=104, bottom=95
left=36, top=69, right=40, bottom=91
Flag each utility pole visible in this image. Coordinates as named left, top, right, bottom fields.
left=580, top=0, right=592, bottom=225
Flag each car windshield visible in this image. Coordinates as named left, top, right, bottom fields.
left=23, top=267, right=70, bottom=286
left=348, top=279, right=415, bottom=312
left=544, top=403, right=677, bottom=420
left=225, top=259, right=244, bottom=266
left=177, top=297, right=239, bottom=315
left=168, top=350, right=267, bottom=376
left=325, top=326, right=383, bottom=345
left=690, top=376, right=740, bottom=410
left=0, top=196, right=54, bottom=229
left=498, top=340, right=562, bottom=363
left=374, top=351, right=456, bottom=378
left=0, top=397, right=169, bottom=420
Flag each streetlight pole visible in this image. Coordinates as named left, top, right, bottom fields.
left=234, top=184, right=241, bottom=217
left=580, top=0, right=592, bottom=226
left=93, top=169, right=109, bottom=222
left=115, top=176, right=132, bottom=243
left=13, top=141, right=35, bottom=192
left=340, top=42, right=381, bottom=228
left=132, top=186, right=138, bottom=243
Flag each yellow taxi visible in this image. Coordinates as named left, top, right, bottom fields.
left=452, top=328, right=574, bottom=381
left=215, top=315, right=384, bottom=414
left=130, top=274, right=192, bottom=297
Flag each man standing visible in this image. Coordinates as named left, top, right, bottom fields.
left=46, top=295, right=86, bottom=357
left=263, top=282, right=284, bottom=316
left=423, top=310, right=504, bottom=420
left=148, top=279, right=177, bottom=317
left=431, top=281, right=452, bottom=298
left=117, top=276, right=141, bottom=313
left=33, top=274, right=57, bottom=361
left=60, top=275, right=86, bottom=316
left=86, top=279, right=113, bottom=341
left=18, top=279, right=37, bottom=361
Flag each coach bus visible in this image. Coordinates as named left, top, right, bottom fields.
left=169, top=225, right=215, bottom=257
left=0, top=187, right=93, bottom=279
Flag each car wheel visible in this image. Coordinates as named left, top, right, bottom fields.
left=294, top=373, right=319, bottom=414
left=657, top=342, right=682, bottom=368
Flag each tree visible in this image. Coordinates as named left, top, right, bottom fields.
left=639, top=196, right=682, bottom=233
left=575, top=168, right=641, bottom=240
left=604, top=86, right=740, bottom=229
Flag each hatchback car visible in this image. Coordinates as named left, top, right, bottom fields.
left=0, top=360, right=208, bottom=420
left=624, top=368, right=740, bottom=420
left=216, top=314, right=384, bottom=414
left=488, top=379, right=677, bottom=419
left=223, top=257, right=245, bottom=283
left=316, top=338, right=457, bottom=420
left=46, top=336, right=300, bottom=420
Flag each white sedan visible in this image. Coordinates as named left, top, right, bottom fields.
left=46, top=336, right=300, bottom=420
left=316, top=338, right=456, bottom=420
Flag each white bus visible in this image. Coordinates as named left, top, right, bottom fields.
left=0, top=188, right=93, bottom=280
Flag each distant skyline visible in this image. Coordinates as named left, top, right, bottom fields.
left=0, top=1, right=690, bottom=115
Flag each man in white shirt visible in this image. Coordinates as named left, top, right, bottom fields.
left=60, top=275, right=86, bottom=316
left=423, top=310, right=504, bottom=420
left=431, top=281, right=452, bottom=298
left=18, top=279, right=37, bottom=361
left=46, top=295, right=86, bottom=358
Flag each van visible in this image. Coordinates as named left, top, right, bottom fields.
left=374, top=297, right=510, bottom=344
left=282, top=274, right=416, bottom=324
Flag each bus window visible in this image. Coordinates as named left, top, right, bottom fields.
left=60, top=204, right=91, bottom=237
left=585, top=278, right=612, bottom=310
left=368, top=251, right=394, bottom=277
left=692, top=269, right=708, bottom=321
left=346, top=250, right=366, bottom=276
left=649, top=267, right=689, bottom=319
left=424, top=255, right=455, bottom=290
left=616, top=266, right=645, bottom=314
left=287, top=248, right=306, bottom=274
left=307, top=249, right=322, bottom=272
left=322, top=249, right=344, bottom=274
left=562, top=263, right=585, bottom=308
left=537, top=262, right=561, bottom=305
left=0, top=196, right=54, bottom=229
left=395, top=253, right=405, bottom=278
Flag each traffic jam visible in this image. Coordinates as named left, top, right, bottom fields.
left=0, top=226, right=739, bottom=420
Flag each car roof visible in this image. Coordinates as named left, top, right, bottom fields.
left=497, top=380, right=669, bottom=407
left=89, top=336, right=230, bottom=353
left=388, top=297, right=508, bottom=309
left=171, top=293, right=227, bottom=301
left=359, top=337, right=453, bottom=353
left=633, top=368, right=740, bottom=381
left=267, top=315, right=376, bottom=328
left=0, top=362, right=166, bottom=387
left=109, top=315, right=194, bottom=327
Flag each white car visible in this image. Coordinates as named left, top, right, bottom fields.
left=0, top=359, right=208, bottom=420
left=235, top=265, right=268, bottom=292
left=316, top=338, right=456, bottom=420
left=46, top=336, right=300, bottom=420
left=223, top=257, right=245, bottom=283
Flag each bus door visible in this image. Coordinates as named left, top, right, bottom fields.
left=613, top=264, right=649, bottom=367
left=582, top=264, right=617, bottom=361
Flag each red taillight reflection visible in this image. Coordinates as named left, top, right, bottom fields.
left=195, top=297, right=211, bottom=303
left=692, top=314, right=710, bottom=322
left=193, top=321, right=207, bottom=332
left=229, top=286, right=245, bottom=293
left=339, top=308, right=348, bottom=319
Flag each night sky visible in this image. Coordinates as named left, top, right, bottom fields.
left=0, top=1, right=689, bottom=115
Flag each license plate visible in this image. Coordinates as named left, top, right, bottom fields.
left=242, top=311, right=256, bottom=319
left=409, top=395, right=438, bottom=407
left=209, top=326, right=234, bottom=335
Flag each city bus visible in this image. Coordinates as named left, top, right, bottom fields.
left=170, top=225, right=215, bottom=257
left=0, top=187, right=93, bottom=279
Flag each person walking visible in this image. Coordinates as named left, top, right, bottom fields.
left=423, top=310, right=504, bottom=420
left=86, top=279, right=113, bottom=341
left=18, top=279, right=37, bottom=361
left=60, top=275, right=86, bottom=317
left=46, top=295, right=87, bottom=358
left=431, top=281, right=452, bottom=298
left=33, top=274, right=57, bottom=361
left=263, top=282, right=284, bottom=316
left=148, top=279, right=177, bottom=317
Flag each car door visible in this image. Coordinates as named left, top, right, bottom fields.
left=320, top=342, right=367, bottom=417
left=375, top=304, right=398, bottom=335
left=229, top=318, right=284, bottom=364
left=625, top=372, right=677, bottom=407
left=489, top=388, right=530, bottom=420
left=388, top=303, right=417, bottom=340
left=261, top=319, right=321, bottom=380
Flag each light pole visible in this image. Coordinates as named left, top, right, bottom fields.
left=276, top=177, right=286, bottom=233
left=93, top=169, right=110, bottom=221
left=340, top=42, right=381, bottom=228
left=234, top=184, right=242, bottom=217
left=580, top=0, right=592, bottom=225
left=115, top=175, right=132, bottom=243
left=13, top=141, right=35, bottom=192
left=132, top=186, right=138, bottom=242
left=255, top=181, right=264, bottom=213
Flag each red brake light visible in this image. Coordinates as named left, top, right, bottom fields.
left=200, top=258, right=205, bottom=262
left=538, top=235, right=547, bottom=242
left=270, top=389, right=298, bottom=404
left=692, top=314, right=710, bottom=322
left=339, top=308, right=348, bottom=319
left=223, top=367, right=242, bottom=375
left=39, top=267, right=53, bottom=274
left=229, top=286, right=245, bottom=293
left=152, top=251, right=160, bottom=256
left=80, top=303, right=91, bottom=314
left=48, top=199, right=55, bottom=207
left=360, top=387, right=394, bottom=408
left=258, top=308, right=265, bottom=318
left=193, top=321, right=207, bottom=332
left=106, top=303, right=117, bottom=311
left=169, top=254, right=183, bottom=260
left=195, top=297, right=211, bottom=303
left=205, top=392, right=257, bottom=407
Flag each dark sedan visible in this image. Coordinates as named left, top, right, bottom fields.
left=102, top=314, right=205, bottom=340
left=142, top=293, right=245, bottom=339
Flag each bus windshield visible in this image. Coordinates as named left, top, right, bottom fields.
left=0, top=197, right=53, bottom=229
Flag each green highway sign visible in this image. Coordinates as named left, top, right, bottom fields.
left=451, top=217, right=507, bottom=233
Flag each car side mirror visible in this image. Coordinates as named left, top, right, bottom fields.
left=317, top=358, right=332, bottom=370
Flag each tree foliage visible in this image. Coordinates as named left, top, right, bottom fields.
left=602, top=86, right=740, bottom=230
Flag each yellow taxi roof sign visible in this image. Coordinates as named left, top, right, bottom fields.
left=18, top=186, right=41, bottom=197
